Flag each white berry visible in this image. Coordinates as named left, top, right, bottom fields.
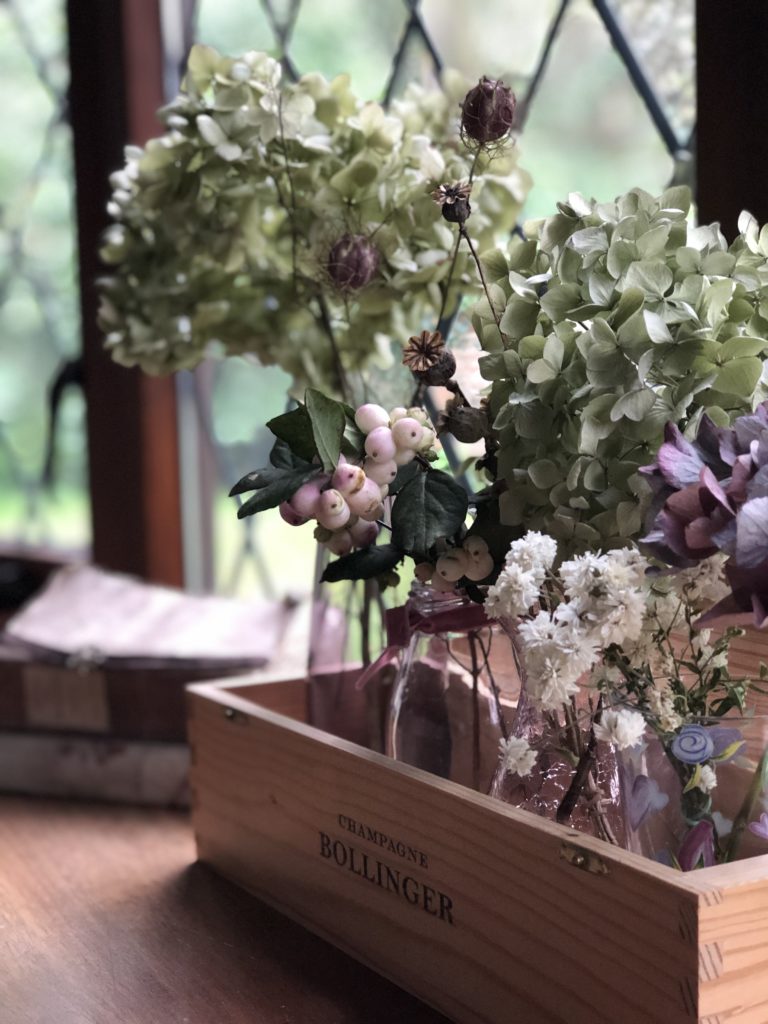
left=364, top=458, right=397, bottom=485
left=389, top=406, right=408, bottom=423
left=392, top=417, right=424, bottom=450
left=347, top=478, right=384, bottom=519
left=463, top=536, right=489, bottom=560
left=364, top=426, right=397, bottom=463
left=354, top=403, right=390, bottom=434
left=464, top=552, right=495, bottom=581
left=436, top=550, right=469, bottom=582
left=418, top=427, right=436, bottom=452
left=414, top=562, right=434, bottom=583
left=394, top=447, right=416, bottom=466
left=407, top=407, right=430, bottom=426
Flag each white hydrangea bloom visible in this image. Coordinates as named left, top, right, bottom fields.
left=559, top=548, right=649, bottom=648
left=498, top=735, right=537, bottom=777
left=504, top=531, right=558, bottom=584
left=593, top=708, right=646, bottom=750
left=484, top=564, right=540, bottom=620
left=673, top=554, right=730, bottom=608
left=516, top=610, right=599, bottom=711
left=647, top=685, right=684, bottom=732
left=697, top=764, right=717, bottom=793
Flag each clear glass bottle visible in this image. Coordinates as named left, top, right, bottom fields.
left=385, top=584, right=520, bottom=793
left=490, top=630, right=626, bottom=847
left=308, top=546, right=397, bottom=750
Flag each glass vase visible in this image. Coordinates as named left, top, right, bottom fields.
left=384, top=584, right=520, bottom=793
left=619, top=715, right=768, bottom=869
left=489, top=630, right=626, bottom=847
left=308, top=546, right=398, bottom=750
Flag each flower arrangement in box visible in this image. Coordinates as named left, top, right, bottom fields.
left=102, top=44, right=768, bottom=870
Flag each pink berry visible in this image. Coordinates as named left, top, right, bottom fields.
left=360, top=501, right=385, bottom=523
left=316, top=489, right=350, bottom=530
left=290, top=478, right=327, bottom=518
left=364, top=458, right=397, bottom=485
left=364, top=426, right=397, bottom=463
left=279, top=501, right=308, bottom=527
left=346, top=478, right=383, bottom=519
left=349, top=520, right=379, bottom=547
left=436, top=550, right=469, bottom=582
left=354, top=403, right=390, bottom=434
left=392, top=417, right=424, bottom=450
left=394, top=448, right=415, bottom=467
left=331, top=463, right=366, bottom=495
left=327, top=530, right=354, bottom=556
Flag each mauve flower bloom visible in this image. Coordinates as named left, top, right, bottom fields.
left=678, top=819, right=717, bottom=871
left=748, top=812, right=768, bottom=840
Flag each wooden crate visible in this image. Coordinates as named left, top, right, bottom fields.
left=187, top=674, right=768, bottom=1024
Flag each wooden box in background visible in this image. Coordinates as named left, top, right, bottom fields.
left=187, top=674, right=768, bottom=1024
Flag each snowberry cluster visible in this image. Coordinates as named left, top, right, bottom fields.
left=278, top=402, right=437, bottom=556
left=414, top=535, right=495, bottom=593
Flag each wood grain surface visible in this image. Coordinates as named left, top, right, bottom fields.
left=0, top=796, right=448, bottom=1024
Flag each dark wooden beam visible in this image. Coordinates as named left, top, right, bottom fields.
left=696, top=2, right=768, bottom=236
left=67, top=0, right=184, bottom=585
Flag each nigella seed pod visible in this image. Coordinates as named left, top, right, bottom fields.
left=416, top=349, right=457, bottom=387
left=460, top=76, right=516, bottom=145
left=327, top=234, right=380, bottom=291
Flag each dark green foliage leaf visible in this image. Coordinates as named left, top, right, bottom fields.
left=305, top=388, right=346, bottom=472
left=320, top=543, right=402, bottom=582
left=232, top=465, right=320, bottom=518
left=341, top=409, right=366, bottom=458
left=267, top=406, right=317, bottom=463
left=388, top=459, right=420, bottom=496
left=269, top=438, right=312, bottom=470
left=391, top=469, right=469, bottom=557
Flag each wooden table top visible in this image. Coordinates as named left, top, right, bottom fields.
left=0, top=796, right=449, bottom=1024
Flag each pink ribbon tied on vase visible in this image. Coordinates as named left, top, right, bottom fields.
left=354, top=599, right=491, bottom=690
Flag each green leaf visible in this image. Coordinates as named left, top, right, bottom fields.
left=388, top=460, right=420, bottom=496
left=391, top=469, right=468, bottom=556
left=321, top=544, right=403, bottom=583
left=305, top=388, right=346, bottom=472
left=233, top=466, right=320, bottom=518
left=527, top=358, right=557, bottom=384
left=610, top=388, right=656, bottom=422
left=719, top=336, right=767, bottom=360
left=267, top=406, right=317, bottom=463
left=269, top=439, right=312, bottom=470
left=528, top=459, right=560, bottom=489
left=714, top=357, right=763, bottom=395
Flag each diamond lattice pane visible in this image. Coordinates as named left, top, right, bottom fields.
left=520, top=0, right=675, bottom=220
left=0, top=0, right=88, bottom=551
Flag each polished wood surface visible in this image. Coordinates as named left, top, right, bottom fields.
left=0, top=797, right=448, bottom=1024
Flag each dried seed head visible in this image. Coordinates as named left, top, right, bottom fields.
left=460, top=77, right=516, bottom=146
left=403, top=329, right=446, bottom=373
left=416, top=349, right=457, bottom=387
left=440, top=402, right=488, bottom=443
left=326, top=234, right=380, bottom=291
left=431, top=181, right=472, bottom=225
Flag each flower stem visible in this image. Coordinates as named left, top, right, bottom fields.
left=723, top=747, right=768, bottom=862
left=459, top=224, right=505, bottom=347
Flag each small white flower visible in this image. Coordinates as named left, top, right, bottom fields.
left=498, top=736, right=537, bottom=777
left=593, top=708, right=646, bottom=750
left=504, top=531, right=558, bottom=583
left=697, top=764, right=717, bottom=793
left=484, top=564, right=540, bottom=619
left=647, top=685, right=684, bottom=733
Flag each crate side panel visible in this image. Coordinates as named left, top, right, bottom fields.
left=188, top=693, right=700, bottom=1024
left=698, top=879, right=768, bottom=1022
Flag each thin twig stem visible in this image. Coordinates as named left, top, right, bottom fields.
left=460, top=224, right=505, bottom=346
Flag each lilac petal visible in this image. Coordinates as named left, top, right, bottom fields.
left=684, top=517, right=720, bottom=555
left=678, top=819, right=717, bottom=872
left=628, top=774, right=652, bottom=830
left=717, top=427, right=738, bottom=467
left=696, top=592, right=755, bottom=629
left=657, top=428, right=706, bottom=488
left=708, top=726, right=745, bottom=760
left=698, top=465, right=734, bottom=516
left=735, top=497, right=768, bottom=569
left=656, top=509, right=699, bottom=560
left=667, top=484, right=704, bottom=523
left=711, top=518, right=738, bottom=555
left=735, top=413, right=768, bottom=453
left=731, top=454, right=758, bottom=504
left=749, top=812, right=768, bottom=840
left=748, top=464, right=768, bottom=501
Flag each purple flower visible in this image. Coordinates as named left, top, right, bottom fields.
left=671, top=725, right=715, bottom=764
left=627, top=773, right=670, bottom=830
left=678, top=819, right=717, bottom=871
left=708, top=726, right=745, bottom=763
left=748, top=812, right=768, bottom=840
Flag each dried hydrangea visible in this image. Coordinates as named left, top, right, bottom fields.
left=98, top=48, right=531, bottom=393
left=476, top=187, right=768, bottom=555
